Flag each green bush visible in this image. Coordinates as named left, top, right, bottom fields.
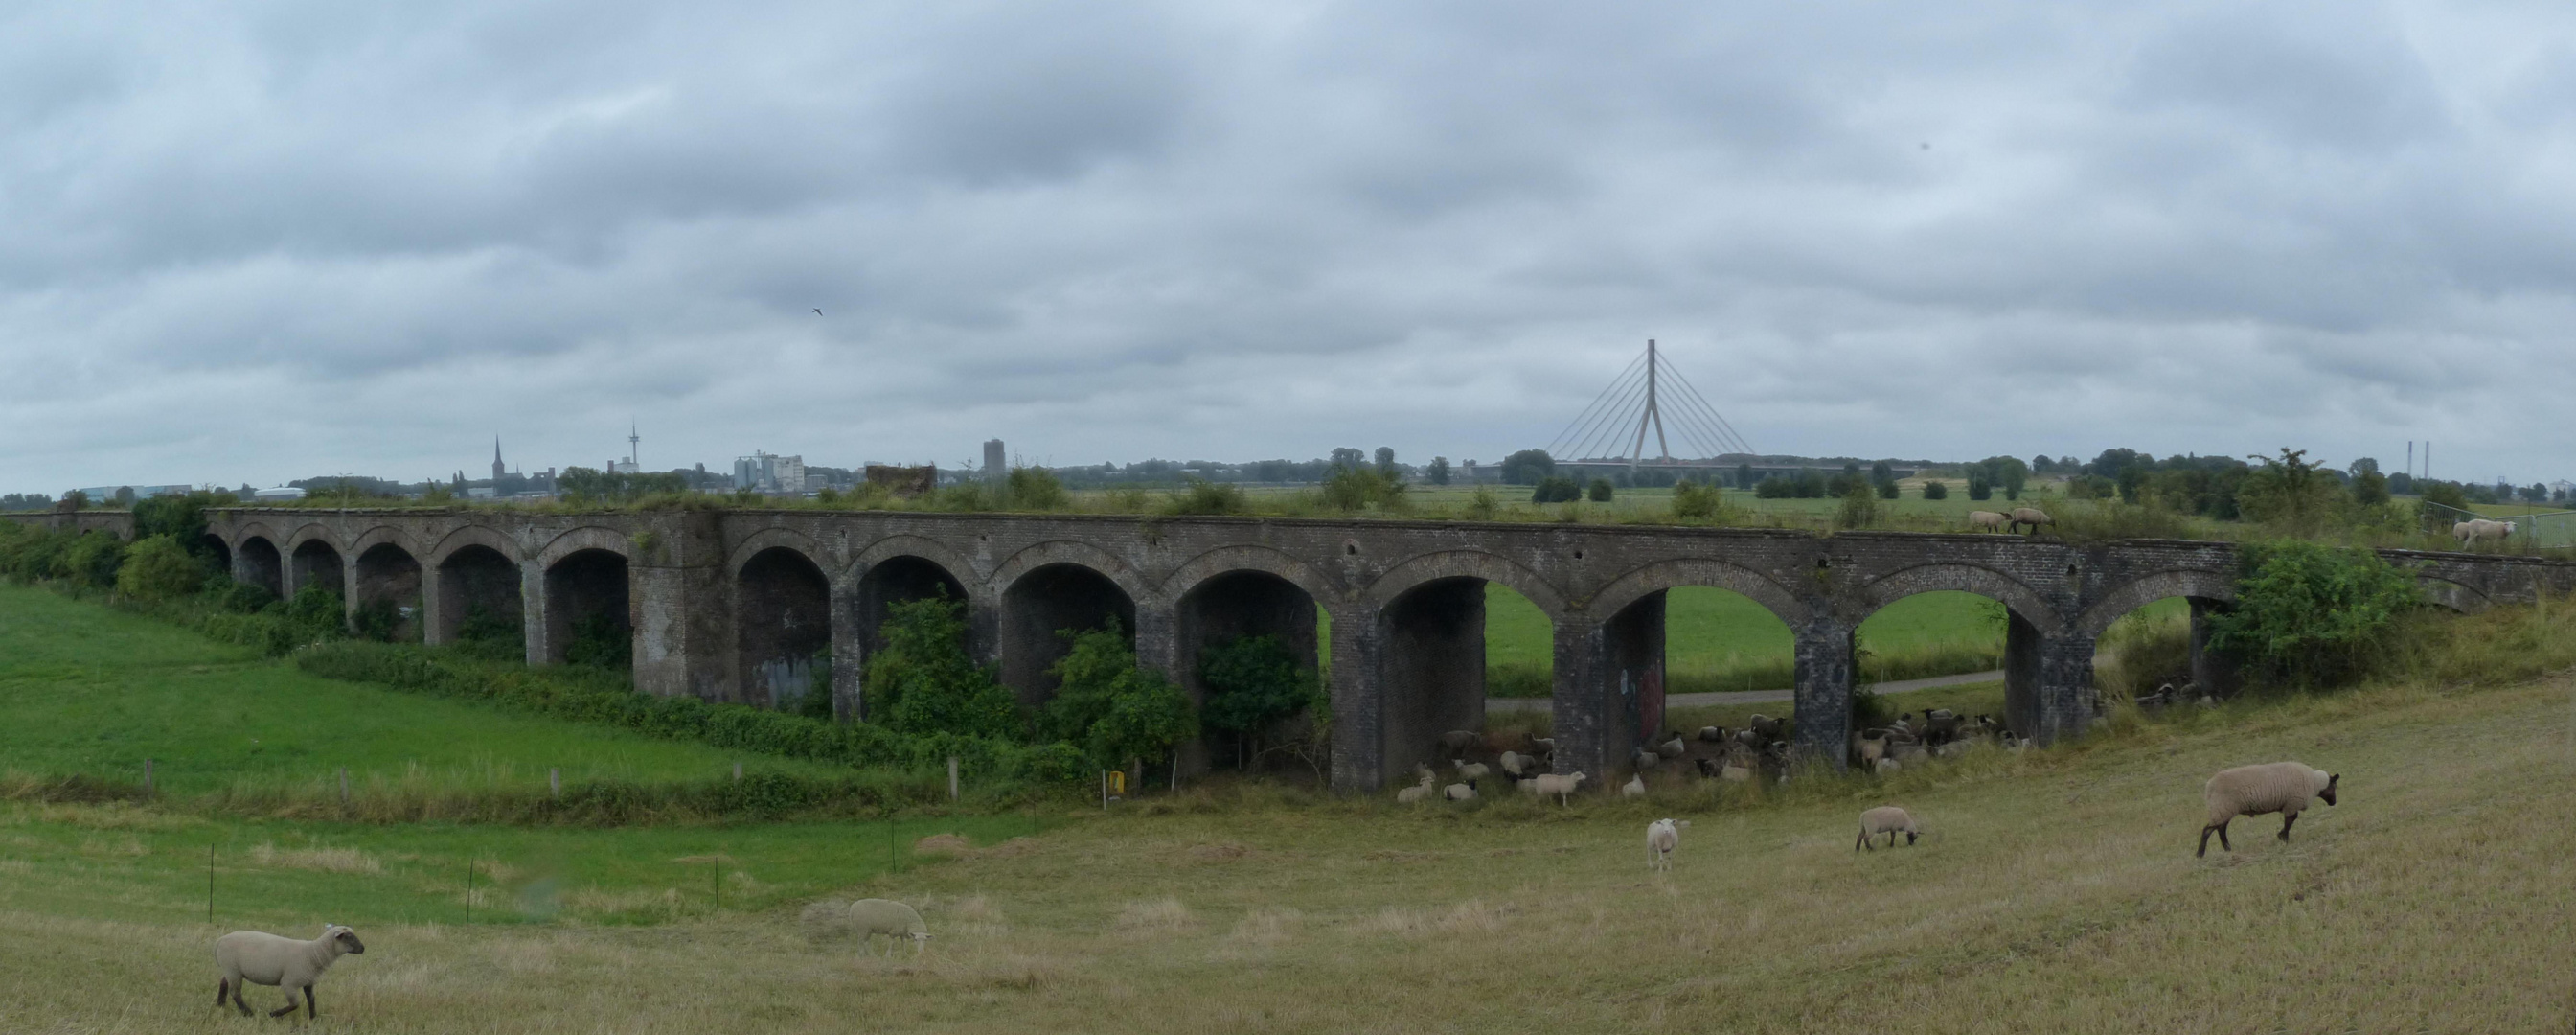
left=114, top=535, right=205, bottom=601
left=62, top=533, right=125, bottom=589
left=871, top=594, right=1020, bottom=740
left=1166, top=477, right=1247, bottom=516
left=1006, top=466, right=1068, bottom=510
left=1197, top=634, right=1318, bottom=768
left=1039, top=620, right=1197, bottom=769
left=1835, top=484, right=1878, bottom=529
left=1585, top=477, right=1614, bottom=502
left=564, top=612, right=629, bottom=668
left=2206, top=540, right=2421, bottom=690
left=1532, top=475, right=1582, bottom=504
left=1922, top=480, right=1949, bottom=500
left=1322, top=468, right=1408, bottom=512
left=1670, top=481, right=1721, bottom=519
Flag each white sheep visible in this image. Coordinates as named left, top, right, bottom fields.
left=1452, top=759, right=1492, bottom=781
left=214, top=924, right=365, bottom=1019
left=1444, top=780, right=1479, bottom=802
left=2198, top=762, right=2338, bottom=857
left=1966, top=510, right=2009, bottom=533
left=1632, top=748, right=1661, bottom=770
left=1645, top=818, right=1691, bottom=871
left=1531, top=771, right=1587, bottom=804
left=1516, top=776, right=1539, bottom=796
left=1855, top=806, right=1919, bottom=851
left=849, top=898, right=932, bottom=955
left=2009, top=507, right=2054, bottom=535
left=1698, top=725, right=1727, bottom=743
left=1395, top=770, right=1437, bottom=804
left=2453, top=519, right=2515, bottom=547
left=1875, top=757, right=1901, bottom=774
left=1620, top=774, right=1646, bottom=798
left=1654, top=734, right=1687, bottom=759
left=1499, top=750, right=1536, bottom=777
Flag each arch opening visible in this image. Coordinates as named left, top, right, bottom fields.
left=1845, top=590, right=2011, bottom=749
left=201, top=536, right=233, bottom=583
left=738, top=547, right=831, bottom=711
left=2091, top=596, right=2240, bottom=705
left=1000, top=563, right=1135, bottom=708
left=287, top=540, right=343, bottom=599
left=234, top=537, right=280, bottom=598
left=353, top=544, right=422, bottom=642
left=857, top=557, right=969, bottom=653
left=546, top=549, right=631, bottom=668
left=1593, top=586, right=1803, bottom=784
left=1379, top=576, right=1492, bottom=783
left=435, top=545, right=522, bottom=653
left=1177, top=571, right=1323, bottom=774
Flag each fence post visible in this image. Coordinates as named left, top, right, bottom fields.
left=338, top=767, right=349, bottom=808
left=947, top=756, right=959, bottom=803
left=143, top=759, right=153, bottom=798
left=733, top=762, right=742, bottom=783
left=550, top=768, right=560, bottom=799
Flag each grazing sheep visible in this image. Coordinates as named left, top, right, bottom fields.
left=215, top=925, right=365, bottom=1019
left=1453, top=759, right=1492, bottom=781
left=2198, top=762, right=2338, bottom=858
left=1499, top=750, right=1537, bottom=777
left=1856, top=806, right=1919, bottom=851
left=1531, top=771, right=1588, bottom=804
left=1967, top=510, right=2010, bottom=533
left=2009, top=507, right=2054, bottom=535
left=1445, top=780, right=1479, bottom=802
left=1655, top=734, right=1688, bottom=759
left=1645, top=818, right=1690, bottom=871
left=1621, top=774, right=1646, bottom=798
left=850, top=898, right=933, bottom=955
left=2453, top=518, right=2516, bottom=547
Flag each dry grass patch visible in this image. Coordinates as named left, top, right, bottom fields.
left=245, top=841, right=382, bottom=874
left=1115, top=897, right=1195, bottom=932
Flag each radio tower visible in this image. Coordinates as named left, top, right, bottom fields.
left=627, top=421, right=641, bottom=472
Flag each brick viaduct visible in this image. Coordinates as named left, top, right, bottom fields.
left=133, top=507, right=2575, bottom=792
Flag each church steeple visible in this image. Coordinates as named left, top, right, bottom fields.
left=491, top=437, right=506, bottom=483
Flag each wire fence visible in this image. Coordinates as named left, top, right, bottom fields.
left=2416, top=500, right=2576, bottom=548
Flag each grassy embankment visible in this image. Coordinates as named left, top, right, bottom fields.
left=0, top=585, right=2569, bottom=1031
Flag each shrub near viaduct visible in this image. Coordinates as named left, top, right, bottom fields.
left=141, top=508, right=2576, bottom=792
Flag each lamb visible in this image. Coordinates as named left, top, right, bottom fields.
left=1620, top=774, right=1646, bottom=798
left=1453, top=759, right=1492, bottom=781
left=1854, top=731, right=1890, bottom=768
left=1645, top=818, right=1690, bottom=871
left=2198, top=762, right=2338, bottom=858
left=1445, top=780, right=1479, bottom=802
left=1530, top=771, right=1587, bottom=804
left=1855, top=806, right=1919, bottom=851
left=2009, top=507, right=2054, bottom=535
left=1395, top=769, right=1437, bottom=804
left=849, top=898, right=933, bottom=955
left=1966, top=510, right=2009, bottom=533
left=214, top=924, right=365, bottom=1019
left=1655, top=733, right=1688, bottom=759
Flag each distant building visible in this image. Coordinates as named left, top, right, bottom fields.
left=491, top=438, right=506, bottom=483
left=74, top=484, right=193, bottom=503
left=984, top=439, right=1006, bottom=487
left=733, top=451, right=808, bottom=494
left=254, top=487, right=308, bottom=501
left=610, top=459, right=639, bottom=474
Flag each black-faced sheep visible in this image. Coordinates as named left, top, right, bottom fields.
left=2198, top=762, right=2337, bottom=857
left=1855, top=806, right=1918, bottom=851
left=215, top=925, right=365, bottom=1019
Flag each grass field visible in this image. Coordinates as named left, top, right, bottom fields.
left=0, top=585, right=842, bottom=797
left=1489, top=586, right=2025, bottom=695
left=0, top=655, right=2566, bottom=1030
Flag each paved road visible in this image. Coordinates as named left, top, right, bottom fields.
left=1484, top=669, right=2006, bottom=712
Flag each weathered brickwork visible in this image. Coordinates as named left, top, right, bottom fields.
left=190, top=508, right=2576, bottom=793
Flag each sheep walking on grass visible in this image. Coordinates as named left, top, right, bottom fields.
left=1530, top=771, right=1587, bottom=805
left=1966, top=510, right=2009, bottom=533
left=2198, top=762, right=2338, bottom=858
left=1645, top=818, right=1690, bottom=871
left=2009, top=507, right=2054, bottom=535
left=214, top=924, right=365, bottom=1019
left=1855, top=807, right=1918, bottom=851
left=849, top=899, right=933, bottom=955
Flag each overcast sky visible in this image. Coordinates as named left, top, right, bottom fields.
left=5, top=0, right=2573, bottom=493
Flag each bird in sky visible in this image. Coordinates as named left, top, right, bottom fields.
left=812, top=308, right=824, bottom=315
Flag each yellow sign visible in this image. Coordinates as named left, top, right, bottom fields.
left=1108, top=770, right=1127, bottom=795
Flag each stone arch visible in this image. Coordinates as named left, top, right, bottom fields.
left=1360, top=550, right=1565, bottom=616
left=544, top=547, right=631, bottom=666
left=345, top=525, right=424, bottom=564
left=427, top=524, right=524, bottom=568
left=990, top=540, right=1157, bottom=610
left=849, top=534, right=984, bottom=592
left=233, top=531, right=283, bottom=597
left=230, top=521, right=284, bottom=555
left=1172, top=560, right=1331, bottom=772
left=726, top=528, right=831, bottom=582
left=2414, top=576, right=2493, bottom=614
left=2075, top=568, right=2239, bottom=637
left=536, top=526, right=634, bottom=569
left=1584, top=557, right=1812, bottom=629
left=351, top=539, right=425, bottom=642
left=1850, top=563, right=2065, bottom=633
left=1160, top=544, right=1346, bottom=609
left=737, top=545, right=832, bottom=709
left=285, top=527, right=346, bottom=596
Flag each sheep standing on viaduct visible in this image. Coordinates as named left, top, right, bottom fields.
left=170, top=506, right=2567, bottom=795
left=2198, top=762, right=2337, bottom=857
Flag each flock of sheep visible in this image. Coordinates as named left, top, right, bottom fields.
left=1965, top=507, right=2055, bottom=535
